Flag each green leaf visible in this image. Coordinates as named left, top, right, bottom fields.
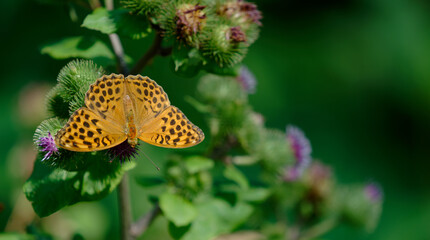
left=41, top=36, right=115, bottom=66
left=171, top=46, right=204, bottom=77
left=223, top=165, right=249, bottom=190
left=82, top=8, right=151, bottom=39
left=181, top=198, right=253, bottom=240
left=203, top=62, right=241, bottom=76
left=82, top=8, right=117, bottom=34
left=184, top=156, right=214, bottom=174
left=159, top=193, right=197, bottom=227
left=0, top=233, right=37, bottom=240
left=168, top=222, right=191, bottom=240
left=24, top=154, right=135, bottom=217
left=239, top=187, right=271, bottom=203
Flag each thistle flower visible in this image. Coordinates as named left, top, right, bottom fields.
left=218, top=0, right=262, bottom=26
left=228, top=26, right=246, bottom=43
left=236, top=65, right=256, bottom=93
left=107, top=141, right=139, bottom=163
left=176, top=4, right=206, bottom=41
left=364, top=182, right=383, bottom=202
left=37, top=132, right=58, bottom=161
left=283, top=125, right=312, bottom=181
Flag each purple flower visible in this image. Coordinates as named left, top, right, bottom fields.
left=364, top=182, right=383, bottom=202
left=283, top=125, right=312, bottom=181
left=236, top=65, right=257, bottom=94
left=37, top=132, right=58, bottom=161
left=107, top=141, right=139, bottom=163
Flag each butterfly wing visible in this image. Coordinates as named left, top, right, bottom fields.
left=125, top=75, right=171, bottom=128
left=138, top=106, right=204, bottom=148
left=55, top=107, right=127, bottom=152
left=85, top=73, right=126, bottom=127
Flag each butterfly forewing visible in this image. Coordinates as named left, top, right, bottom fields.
left=55, top=108, right=127, bottom=152
left=138, top=106, right=204, bottom=148
left=85, top=73, right=126, bottom=127
left=125, top=75, right=171, bottom=127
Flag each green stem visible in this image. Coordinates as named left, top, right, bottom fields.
left=118, top=172, right=133, bottom=240
left=131, top=33, right=163, bottom=74
left=298, top=217, right=338, bottom=240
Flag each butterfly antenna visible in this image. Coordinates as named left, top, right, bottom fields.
left=141, top=150, right=160, bottom=171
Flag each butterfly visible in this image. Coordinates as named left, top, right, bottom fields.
left=55, top=74, right=204, bottom=152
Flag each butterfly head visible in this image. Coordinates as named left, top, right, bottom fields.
left=128, top=138, right=138, bottom=148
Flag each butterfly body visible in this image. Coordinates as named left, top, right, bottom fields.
left=55, top=74, right=204, bottom=152
left=123, top=94, right=138, bottom=147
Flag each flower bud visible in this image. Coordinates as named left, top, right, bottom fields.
left=339, top=184, right=383, bottom=231
left=217, top=0, right=262, bottom=26
left=121, top=0, right=163, bottom=16
left=200, top=24, right=247, bottom=67
left=227, top=26, right=246, bottom=43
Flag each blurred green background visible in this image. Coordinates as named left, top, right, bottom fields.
left=1, top=0, right=429, bottom=239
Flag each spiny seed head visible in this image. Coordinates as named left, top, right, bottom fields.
left=176, top=4, right=207, bottom=41
left=107, top=141, right=139, bottom=163
left=37, top=132, right=59, bottom=161
left=201, top=24, right=247, bottom=67
left=217, top=0, right=262, bottom=26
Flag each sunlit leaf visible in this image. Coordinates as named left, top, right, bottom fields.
left=41, top=36, right=115, bottom=66
left=184, top=156, right=214, bottom=174
left=223, top=165, right=249, bottom=190
left=82, top=8, right=151, bottom=39
left=239, top=187, right=271, bottom=202
left=160, top=193, right=197, bottom=227
left=181, top=198, right=253, bottom=240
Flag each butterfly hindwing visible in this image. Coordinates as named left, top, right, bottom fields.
left=126, top=75, right=171, bottom=127
left=138, top=106, right=204, bottom=148
left=55, top=107, right=127, bottom=152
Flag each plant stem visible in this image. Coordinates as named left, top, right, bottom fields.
left=298, top=217, right=338, bottom=240
left=130, top=204, right=161, bottom=238
left=131, top=33, right=163, bottom=74
left=109, top=34, right=130, bottom=74
left=118, top=172, right=133, bottom=240
left=103, top=0, right=129, bottom=74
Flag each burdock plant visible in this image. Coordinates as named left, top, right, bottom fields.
left=20, top=0, right=384, bottom=239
